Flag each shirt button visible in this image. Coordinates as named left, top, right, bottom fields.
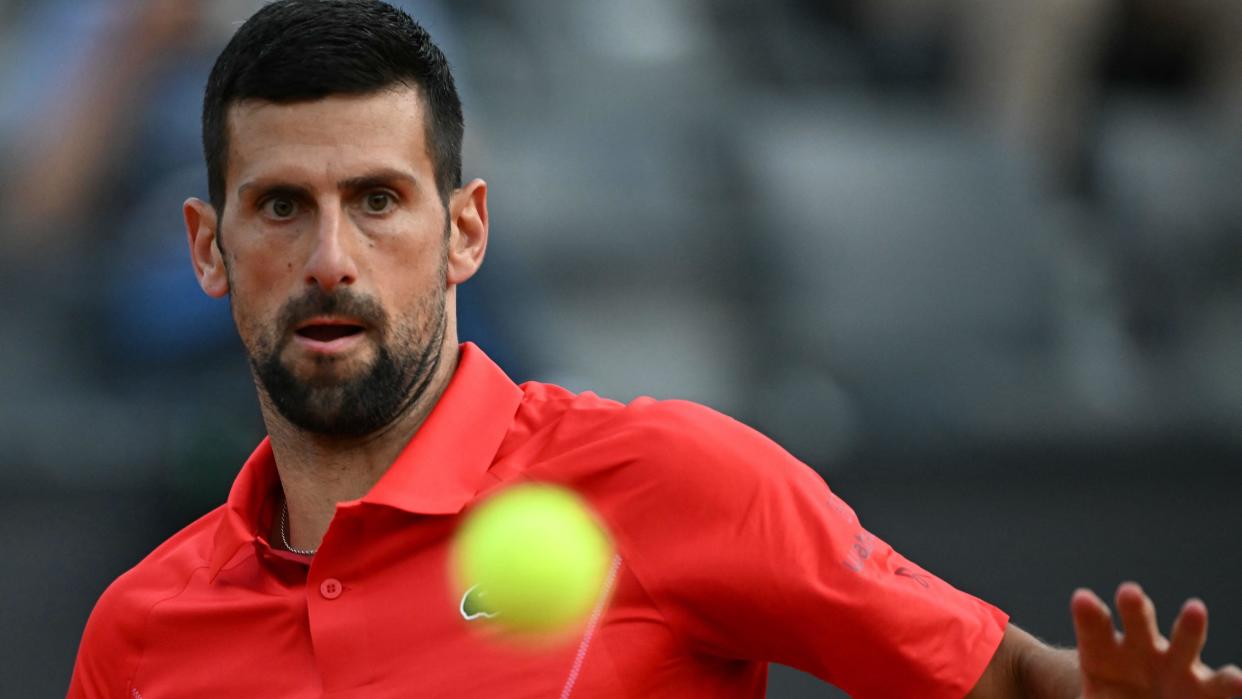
left=319, top=578, right=343, bottom=600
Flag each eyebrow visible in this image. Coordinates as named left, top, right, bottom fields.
left=237, top=168, right=422, bottom=199
left=338, top=169, right=420, bottom=193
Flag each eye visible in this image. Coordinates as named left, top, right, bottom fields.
left=261, top=196, right=298, bottom=220
left=362, top=191, right=395, bottom=214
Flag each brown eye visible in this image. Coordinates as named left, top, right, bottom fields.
left=364, top=191, right=394, bottom=213
left=263, top=196, right=297, bottom=219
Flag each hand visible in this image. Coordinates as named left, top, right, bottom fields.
left=1071, top=582, right=1242, bottom=698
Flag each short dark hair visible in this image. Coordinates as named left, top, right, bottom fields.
left=202, top=0, right=463, bottom=213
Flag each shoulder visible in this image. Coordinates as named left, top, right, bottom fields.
left=518, top=380, right=762, bottom=445
left=85, top=504, right=225, bottom=625
left=116, top=503, right=227, bottom=595
left=71, top=506, right=227, bottom=686
left=511, top=383, right=823, bottom=507
left=613, top=398, right=828, bottom=515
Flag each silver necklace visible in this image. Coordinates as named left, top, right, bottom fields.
left=279, top=498, right=318, bottom=556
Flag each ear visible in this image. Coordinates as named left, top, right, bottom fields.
left=184, top=197, right=229, bottom=298
left=446, top=178, right=488, bottom=286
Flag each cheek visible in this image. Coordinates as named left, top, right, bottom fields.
left=381, top=256, right=448, bottom=332
left=373, top=234, right=447, bottom=288
left=228, top=293, right=270, bottom=353
left=224, top=217, right=303, bottom=281
left=226, top=270, right=293, bottom=354
left=227, top=245, right=301, bottom=303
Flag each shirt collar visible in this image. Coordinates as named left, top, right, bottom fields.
left=360, top=342, right=524, bottom=514
left=208, top=342, right=524, bottom=578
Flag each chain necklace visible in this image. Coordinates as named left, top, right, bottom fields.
left=279, top=498, right=318, bottom=556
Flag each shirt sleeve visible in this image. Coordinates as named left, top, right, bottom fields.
left=601, top=399, right=1008, bottom=699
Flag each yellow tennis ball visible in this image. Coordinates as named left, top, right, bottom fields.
left=453, top=483, right=614, bottom=636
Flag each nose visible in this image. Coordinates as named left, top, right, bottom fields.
left=303, top=206, right=358, bottom=293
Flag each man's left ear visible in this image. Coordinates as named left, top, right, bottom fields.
left=446, top=178, right=488, bottom=286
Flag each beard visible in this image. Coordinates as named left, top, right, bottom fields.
left=245, top=284, right=446, bottom=439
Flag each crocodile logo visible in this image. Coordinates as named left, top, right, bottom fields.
left=460, top=584, right=500, bottom=621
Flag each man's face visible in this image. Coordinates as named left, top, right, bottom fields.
left=215, top=88, right=450, bottom=437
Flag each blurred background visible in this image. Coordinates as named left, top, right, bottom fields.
left=1, top=0, right=1239, bottom=695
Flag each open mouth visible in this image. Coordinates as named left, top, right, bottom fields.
left=294, top=323, right=366, bottom=343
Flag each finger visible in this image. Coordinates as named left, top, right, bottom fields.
left=1072, top=588, right=1119, bottom=654
left=1167, top=598, right=1209, bottom=670
left=1202, top=664, right=1242, bottom=697
left=1114, top=582, right=1162, bottom=652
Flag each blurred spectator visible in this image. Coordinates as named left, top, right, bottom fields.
left=0, top=1, right=248, bottom=373
left=855, top=0, right=1242, bottom=194
left=4, top=1, right=220, bottom=252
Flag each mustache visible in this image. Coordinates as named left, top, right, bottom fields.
left=277, top=287, right=388, bottom=336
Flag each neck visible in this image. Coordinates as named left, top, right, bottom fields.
left=265, top=342, right=460, bottom=553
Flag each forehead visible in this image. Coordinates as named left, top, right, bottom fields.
left=225, top=87, right=432, bottom=188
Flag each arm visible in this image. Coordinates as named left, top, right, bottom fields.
left=967, top=624, right=1081, bottom=699
left=966, top=582, right=1242, bottom=699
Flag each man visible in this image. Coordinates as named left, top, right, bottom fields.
left=69, top=1, right=1241, bottom=697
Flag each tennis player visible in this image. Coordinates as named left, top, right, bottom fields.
left=68, top=1, right=1241, bottom=697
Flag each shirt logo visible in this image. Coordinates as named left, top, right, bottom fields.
left=842, top=531, right=875, bottom=573
left=895, top=565, right=931, bottom=588
left=459, top=584, right=499, bottom=621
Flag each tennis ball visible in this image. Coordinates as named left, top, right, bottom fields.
left=452, top=483, right=614, bottom=636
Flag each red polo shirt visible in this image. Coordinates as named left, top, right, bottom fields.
left=69, top=343, right=1007, bottom=698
